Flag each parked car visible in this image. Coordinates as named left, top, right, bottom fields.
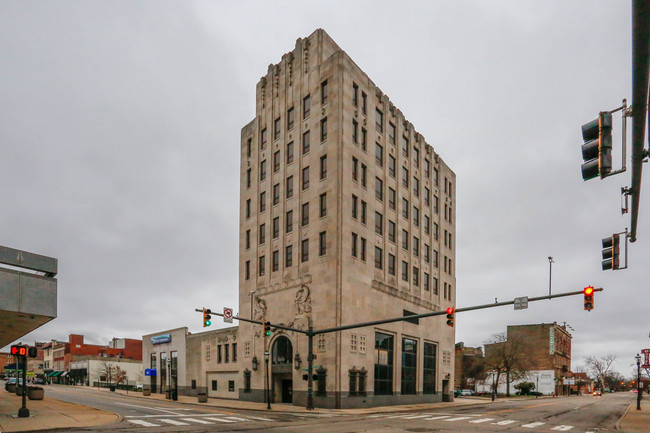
left=460, top=389, right=476, bottom=396
left=33, top=377, right=45, bottom=385
left=4, top=378, right=24, bottom=391
left=593, top=389, right=602, bottom=396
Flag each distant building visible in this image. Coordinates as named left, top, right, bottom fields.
left=477, top=322, right=573, bottom=396
left=454, top=343, right=483, bottom=390
left=0, top=352, right=13, bottom=376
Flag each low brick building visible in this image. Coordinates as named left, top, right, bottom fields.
left=454, top=343, right=483, bottom=390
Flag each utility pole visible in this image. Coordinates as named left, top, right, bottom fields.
left=636, top=353, right=642, bottom=410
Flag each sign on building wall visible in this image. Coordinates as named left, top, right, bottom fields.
left=549, top=327, right=555, bottom=354
left=151, top=334, right=171, bottom=345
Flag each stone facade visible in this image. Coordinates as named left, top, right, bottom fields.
left=238, top=29, right=456, bottom=408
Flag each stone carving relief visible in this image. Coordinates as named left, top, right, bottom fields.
left=253, top=295, right=267, bottom=322
left=295, top=284, right=312, bottom=316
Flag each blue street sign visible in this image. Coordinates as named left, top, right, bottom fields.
left=144, top=369, right=157, bottom=376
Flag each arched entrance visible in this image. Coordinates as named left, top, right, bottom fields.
left=271, top=335, right=293, bottom=403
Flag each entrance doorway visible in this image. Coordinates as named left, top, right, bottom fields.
left=271, top=336, right=293, bottom=404
left=282, top=379, right=292, bottom=403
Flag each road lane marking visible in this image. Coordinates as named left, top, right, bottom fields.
left=127, top=420, right=160, bottom=427
left=403, top=415, right=433, bottom=419
left=522, top=421, right=546, bottom=428
left=551, top=426, right=574, bottom=431
left=247, top=416, right=274, bottom=421
left=425, top=415, right=451, bottom=420
left=159, top=419, right=190, bottom=426
left=469, top=418, right=495, bottom=423
left=204, top=417, right=237, bottom=423
left=115, top=402, right=183, bottom=415
left=492, top=420, right=517, bottom=425
left=181, top=418, right=213, bottom=424
left=223, top=416, right=249, bottom=421
left=444, top=417, right=473, bottom=422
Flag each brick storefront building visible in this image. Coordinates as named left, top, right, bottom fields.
left=454, top=343, right=483, bottom=390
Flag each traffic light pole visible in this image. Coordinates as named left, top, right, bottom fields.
left=19, top=354, right=29, bottom=417
left=197, top=287, right=602, bottom=410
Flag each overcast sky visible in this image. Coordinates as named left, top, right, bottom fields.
left=1, top=1, right=647, bottom=378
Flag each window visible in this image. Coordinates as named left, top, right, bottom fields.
left=261, top=128, right=267, bottom=148
left=361, top=92, right=367, bottom=115
left=401, top=261, right=409, bottom=281
left=287, top=141, right=294, bottom=164
left=259, top=255, right=265, bottom=276
left=401, top=338, right=417, bottom=395
left=375, top=177, right=383, bottom=201
left=434, top=250, right=439, bottom=268
left=285, top=245, right=293, bottom=267
left=425, top=244, right=430, bottom=263
left=212, top=380, right=217, bottom=391
left=246, top=199, right=251, bottom=218
left=216, top=346, right=221, bottom=363
left=374, top=332, right=393, bottom=395
left=388, top=122, right=395, bottom=145
left=352, top=157, right=359, bottom=181
left=433, top=276, right=439, bottom=295
left=402, top=135, right=409, bottom=157
left=402, top=229, right=409, bottom=250
left=320, top=154, right=327, bottom=179
left=245, top=260, right=250, bottom=280
left=423, top=342, right=437, bottom=394
left=425, top=159, right=430, bottom=177
left=402, top=167, right=409, bottom=188
left=361, top=200, right=367, bottom=224
left=274, top=117, right=280, bottom=141
left=388, top=253, right=396, bottom=276
left=388, top=154, right=396, bottom=178
left=388, top=187, right=396, bottom=210
left=192, top=379, right=197, bottom=389
left=273, top=150, right=280, bottom=172
left=352, top=194, right=358, bottom=219
left=361, top=164, right=367, bottom=187
left=229, top=380, right=235, bottom=392
left=413, top=177, right=419, bottom=197
left=413, top=147, right=419, bottom=166
left=413, top=236, right=419, bottom=256
left=434, top=195, right=439, bottom=214
left=245, top=230, right=250, bottom=249
left=302, top=166, right=310, bottom=190
left=413, top=206, right=420, bottom=226
left=352, top=119, right=358, bottom=144
left=424, top=187, right=430, bottom=206
left=353, top=83, right=359, bottom=106
left=374, top=246, right=383, bottom=269
left=319, top=231, right=327, bottom=256
left=434, top=222, right=439, bottom=240
left=361, top=127, right=367, bottom=151
left=246, top=137, right=252, bottom=159
left=260, top=159, right=267, bottom=181
left=434, top=167, right=439, bottom=186
left=413, top=266, right=419, bottom=286
left=273, top=183, right=280, bottom=205
left=246, top=168, right=251, bottom=188
left=321, top=117, right=328, bottom=141
left=272, top=217, right=279, bottom=239
left=320, top=193, right=327, bottom=217
left=388, top=220, right=396, bottom=243
left=375, top=143, right=383, bottom=166
left=402, top=198, right=409, bottom=219
left=233, top=343, right=237, bottom=362
left=375, top=108, right=383, bottom=132
left=360, top=237, right=366, bottom=261
left=301, top=239, right=309, bottom=262
left=286, top=175, right=294, bottom=198
left=302, top=130, right=310, bottom=154
left=424, top=273, right=430, bottom=291
left=321, top=79, right=328, bottom=104
left=259, top=191, right=266, bottom=212
left=259, top=223, right=266, bottom=244
left=375, top=211, right=383, bottom=235
left=424, top=215, right=430, bottom=235
left=272, top=250, right=279, bottom=272
left=286, top=210, right=293, bottom=233
left=303, top=94, right=310, bottom=118
left=352, top=232, right=358, bottom=257
left=287, top=106, right=295, bottom=130
left=302, top=202, right=309, bottom=226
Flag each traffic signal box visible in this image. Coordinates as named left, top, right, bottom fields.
left=10, top=345, right=37, bottom=358
left=264, top=321, right=271, bottom=336
left=584, top=286, right=595, bottom=311
left=581, top=112, right=612, bottom=181
left=601, top=234, right=620, bottom=270
left=203, top=308, right=212, bottom=327
left=446, top=307, right=455, bottom=327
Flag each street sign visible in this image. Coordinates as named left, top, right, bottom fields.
left=223, top=307, right=233, bottom=323
left=514, top=296, right=529, bottom=310
left=303, top=365, right=320, bottom=371
left=144, top=369, right=157, bottom=376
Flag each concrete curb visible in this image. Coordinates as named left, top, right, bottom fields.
left=616, top=402, right=632, bottom=432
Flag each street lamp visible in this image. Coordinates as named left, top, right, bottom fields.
left=635, top=353, right=642, bottom=410
left=252, top=355, right=258, bottom=371
left=264, top=351, right=271, bottom=409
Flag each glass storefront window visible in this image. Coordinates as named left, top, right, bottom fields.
left=401, top=337, right=417, bottom=395
left=374, top=332, right=394, bottom=395
left=423, top=342, right=437, bottom=394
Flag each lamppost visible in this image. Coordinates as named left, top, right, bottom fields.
left=634, top=353, right=642, bottom=410
left=264, top=351, right=271, bottom=409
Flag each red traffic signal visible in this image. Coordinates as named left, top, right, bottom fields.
left=11, top=345, right=27, bottom=356
left=584, top=286, right=595, bottom=311
left=446, top=307, right=455, bottom=327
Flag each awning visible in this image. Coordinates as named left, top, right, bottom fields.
left=60, top=371, right=68, bottom=377
left=47, top=371, right=63, bottom=377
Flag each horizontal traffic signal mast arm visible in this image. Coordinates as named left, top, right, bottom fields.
left=193, top=309, right=310, bottom=335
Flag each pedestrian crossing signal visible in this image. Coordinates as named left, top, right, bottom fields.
left=446, top=307, right=455, bottom=327
left=10, top=345, right=27, bottom=356
left=203, top=308, right=212, bottom=327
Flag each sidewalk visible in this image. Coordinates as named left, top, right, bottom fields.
left=618, top=399, right=650, bottom=433
left=0, top=388, right=119, bottom=432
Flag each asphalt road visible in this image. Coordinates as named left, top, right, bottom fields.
left=44, top=386, right=634, bottom=432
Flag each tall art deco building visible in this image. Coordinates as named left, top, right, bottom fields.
left=238, top=29, right=456, bottom=408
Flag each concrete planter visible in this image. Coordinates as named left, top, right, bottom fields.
left=197, top=393, right=208, bottom=403
left=28, top=387, right=44, bottom=400
left=15, top=385, right=26, bottom=396
left=6, top=383, right=16, bottom=393
left=142, top=388, right=151, bottom=396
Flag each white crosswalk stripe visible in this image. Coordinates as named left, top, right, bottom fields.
left=403, top=415, right=432, bottom=419
left=247, top=415, right=274, bottom=421
left=159, top=419, right=189, bottom=426
left=425, top=415, right=451, bottom=420
left=444, top=416, right=473, bottom=422
left=522, top=421, right=546, bottom=428
left=127, top=420, right=160, bottom=427
left=204, top=417, right=237, bottom=423
left=493, top=420, right=517, bottom=425
left=181, top=418, right=213, bottom=424
left=469, top=418, right=495, bottom=423
left=551, top=426, right=574, bottom=431
left=223, top=416, right=249, bottom=422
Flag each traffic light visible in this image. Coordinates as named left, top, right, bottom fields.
left=446, top=307, right=455, bottom=327
left=203, top=308, right=212, bottom=327
left=601, top=233, right=620, bottom=270
left=264, top=321, right=271, bottom=336
left=584, top=286, right=594, bottom=311
left=10, top=345, right=27, bottom=356
left=580, top=112, right=612, bottom=180
left=28, top=347, right=37, bottom=358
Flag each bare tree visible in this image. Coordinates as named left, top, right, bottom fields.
left=585, top=354, right=616, bottom=390
left=484, top=333, right=530, bottom=397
